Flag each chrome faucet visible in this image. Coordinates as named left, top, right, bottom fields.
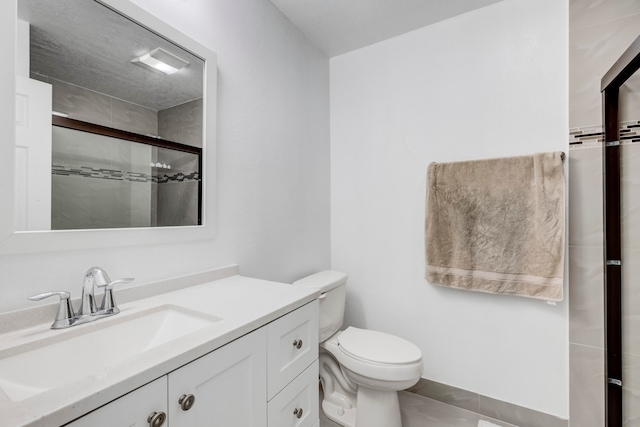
left=28, top=267, right=134, bottom=329
left=79, top=267, right=111, bottom=316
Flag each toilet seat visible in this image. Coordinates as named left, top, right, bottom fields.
left=337, top=327, right=422, bottom=365
left=321, top=328, right=423, bottom=383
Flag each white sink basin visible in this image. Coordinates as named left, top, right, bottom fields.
left=0, top=305, right=221, bottom=401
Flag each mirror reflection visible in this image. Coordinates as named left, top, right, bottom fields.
left=16, top=0, right=205, bottom=231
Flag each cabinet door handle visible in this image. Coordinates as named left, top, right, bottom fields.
left=293, top=407, right=304, bottom=418
left=293, top=339, right=303, bottom=349
left=179, top=393, right=196, bottom=411
left=147, top=411, right=166, bottom=427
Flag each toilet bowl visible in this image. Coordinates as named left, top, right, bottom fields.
left=293, top=271, right=423, bottom=427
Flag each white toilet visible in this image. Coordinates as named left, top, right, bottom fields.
left=293, top=271, right=423, bottom=427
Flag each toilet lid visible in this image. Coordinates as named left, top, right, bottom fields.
left=337, top=327, right=422, bottom=365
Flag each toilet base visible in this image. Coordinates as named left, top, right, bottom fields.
left=322, top=399, right=357, bottom=427
left=321, top=385, right=403, bottom=427
left=355, top=387, right=401, bottom=427
left=320, top=350, right=358, bottom=427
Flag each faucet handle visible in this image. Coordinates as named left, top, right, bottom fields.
left=28, top=291, right=76, bottom=329
left=98, top=278, right=134, bottom=314
left=99, top=278, right=135, bottom=290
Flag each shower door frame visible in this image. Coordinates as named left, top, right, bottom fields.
left=601, top=33, right=640, bottom=427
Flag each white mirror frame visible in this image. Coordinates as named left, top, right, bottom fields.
left=0, top=0, right=217, bottom=255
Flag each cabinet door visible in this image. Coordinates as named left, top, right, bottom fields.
left=66, top=377, right=168, bottom=427
left=267, top=300, right=318, bottom=400
left=268, top=360, right=319, bottom=427
left=168, top=328, right=267, bottom=427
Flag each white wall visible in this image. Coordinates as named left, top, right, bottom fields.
left=0, top=0, right=330, bottom=313
left=330, top=0, right=568, bottom=418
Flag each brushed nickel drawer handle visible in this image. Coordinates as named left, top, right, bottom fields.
left=294, top=407, right=303, bottom=418
left=293, top=339, right=303, bottom=349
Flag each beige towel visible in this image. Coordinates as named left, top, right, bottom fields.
left=425, top=152, right=565, bottom=301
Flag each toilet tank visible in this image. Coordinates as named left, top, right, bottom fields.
left=293, top=270, right=347, bottom=342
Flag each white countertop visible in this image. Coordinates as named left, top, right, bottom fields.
left=0, top=267, right=319, bottom=426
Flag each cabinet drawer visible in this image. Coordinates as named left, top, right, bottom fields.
left=65, top=377, right=167, bottom=427
left=268, top=360, right=319, bottom=427
left=267, top=300, right=319, bottom=399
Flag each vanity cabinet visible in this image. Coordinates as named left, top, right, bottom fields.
left=66, top=329, right=266, bottom=427
left=65, top=300, right=318, bottom=427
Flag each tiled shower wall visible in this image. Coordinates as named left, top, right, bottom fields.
left=51, top=126, right=154, bottom=229
left=32, top=72, right=204, bottom=146
left=32, top=75, right=159, bottom=136
left=32, top=74, right=203, bottom=228
left=158, top=98, right=203, bottom=148
left=569, top=1, right=640, bottom=426
left=156, top=99, right=203, bottom=226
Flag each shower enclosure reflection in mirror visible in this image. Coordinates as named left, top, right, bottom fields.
left=0, top=0, right=217, bottom=254
left=50, top=117, right=203, bottom=230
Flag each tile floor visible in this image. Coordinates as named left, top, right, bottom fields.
left=319, top=391, right=518, bottom=427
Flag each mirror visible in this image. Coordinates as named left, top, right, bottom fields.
left=0, top=0, right=217, bottom=253
left=17, top=0, right=205, bottom=230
